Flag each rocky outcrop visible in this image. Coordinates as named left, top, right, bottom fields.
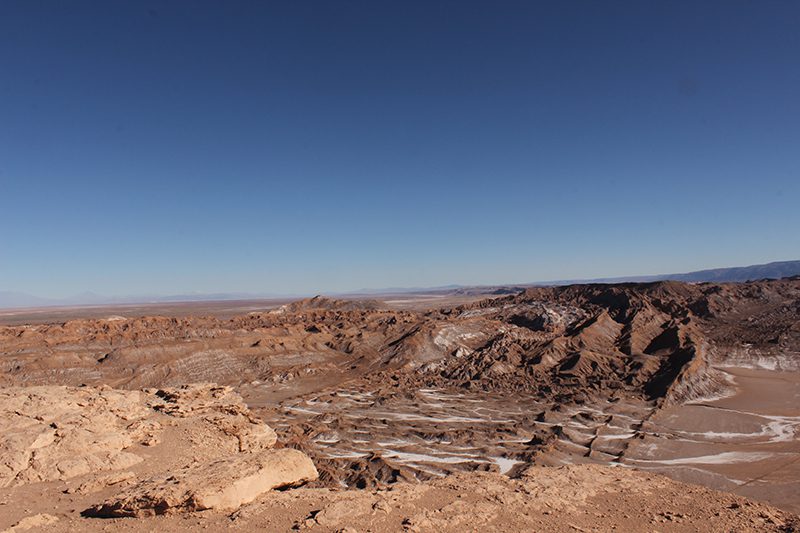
left=0, top=383, right=282, bottom=488
left=85, top=448, right=317, bottom=517
left=0, top=383, right=317, bottom=521
left=0, top=385, right=156, bottom=487
left=148, top=383, right=278, bottom=451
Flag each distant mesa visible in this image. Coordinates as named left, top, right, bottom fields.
left=277, top=295, right=383, bottom=313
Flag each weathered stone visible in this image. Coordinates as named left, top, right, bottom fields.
left=0, top=383, right=277, bottom=488
left=85, top=448, right=318, bottom=517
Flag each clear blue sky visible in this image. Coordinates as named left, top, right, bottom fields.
left=1, top=1, right=798, bottom=298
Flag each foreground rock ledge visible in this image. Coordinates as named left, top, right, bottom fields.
left=0, top=383, right=279, bottom=489
left=84, top=448, right=318, bottom=517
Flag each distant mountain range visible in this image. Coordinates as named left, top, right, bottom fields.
left=346, top=260, right=800, bottom=295
left=1, top=260, right=798, bottom=309
left=539, top=260, right=800, bottom=285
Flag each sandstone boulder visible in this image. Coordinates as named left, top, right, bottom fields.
left=85, top=448, right=318, bottom=517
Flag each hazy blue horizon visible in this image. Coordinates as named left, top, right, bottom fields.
left=4, top=258, right=799, bottom=306
left=2, top=2, right=799, bottom=299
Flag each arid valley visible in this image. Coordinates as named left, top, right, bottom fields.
left=0, top=278, right=798, bottom=531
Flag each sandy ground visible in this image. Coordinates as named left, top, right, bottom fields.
left=1, top=464, right=797, bottom=532
left=624, top=363, right=800, bottom=513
